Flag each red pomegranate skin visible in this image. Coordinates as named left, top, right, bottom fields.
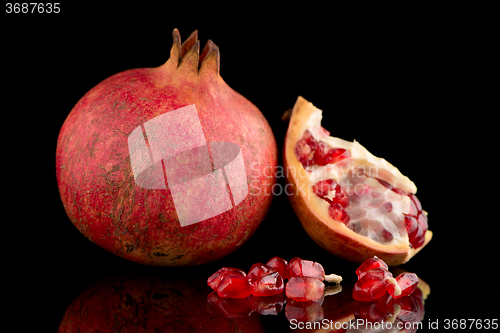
left=56, top=30, right=278, bottom=266
left=58, top=273, right=265, bottom=333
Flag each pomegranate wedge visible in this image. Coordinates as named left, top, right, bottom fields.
left=283, top=97, right=432, bottom=265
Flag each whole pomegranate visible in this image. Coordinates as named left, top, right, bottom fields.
left=56, top=29, right=278, bottom=266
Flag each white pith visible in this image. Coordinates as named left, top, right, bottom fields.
left=303, top=107, right=417, bottom=248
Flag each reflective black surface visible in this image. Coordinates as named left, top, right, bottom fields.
left=4, top=7, right=496, bottom=332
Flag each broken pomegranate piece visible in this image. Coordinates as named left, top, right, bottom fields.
left=296, top=128, right=430, bottom=249
left=286, top=276, right=325, bottom=302
left=387, top=272, right=419, bottom=298
left=217, top=273, right=253, bottom=299
left=355, top=256, right=389, bottom=277
left=207, top=267, right=246, bottom=290
left=285, top=97, right=432, bottom=265
left=352, top=268, right=393, bottom=302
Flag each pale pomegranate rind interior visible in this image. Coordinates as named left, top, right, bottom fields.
left=284, top=96, right=432, bottom=265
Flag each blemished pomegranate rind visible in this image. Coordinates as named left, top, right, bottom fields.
left=56, top=30, right=278, bottom=266
left=283, top=96, right=432, bottom=266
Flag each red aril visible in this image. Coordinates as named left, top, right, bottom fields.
left=294, top=130, right=318, bottom=167
left=217, top=273, right=253, bottom=299
left=387, top=272, right=419, bottom=298
left=352, top=268, right=393, bottom=302
left=247, top=263, right=277, bottom=283
left=386, top=296, right=419, bottom=322
left=208, top=267, right=246, bottom=290
left=285, top=300, right=324, bottom=323
left=355, top=256, right=389, bottom=277
left=286, top=276, right=325, bottom=302
left=251, top=271, right=284, bottom=297
left=283, top=97, right=432, bottom=265
left=266, top=257, right=288, bottom=280
left=287, top=258, right=325, bottom=280
left=353, top=296, right=390, bottom=323
left=249, top=293, right=286, bottom=315
left=207, top=291, right=254, bottom=318
left=56, top=29, right=278, bottom=266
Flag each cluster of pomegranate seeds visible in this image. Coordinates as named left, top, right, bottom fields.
left=353, top=256, right=419, bottom=302
left=377, top=179, right=428, bottom=248
left=353, top=285, right=426, bottom=324
left=295, top=130, right=350, bottom=168
left=312, top=179, right=350, bottom=224
left=295, top=130, right=428, bottom=249
left=207, top=257, right=341, bottom=302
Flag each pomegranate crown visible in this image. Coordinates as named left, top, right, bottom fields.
left=168, top=28, right=220, bottom=76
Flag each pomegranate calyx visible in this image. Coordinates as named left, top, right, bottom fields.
left=165, top=29, right=220, bottom=77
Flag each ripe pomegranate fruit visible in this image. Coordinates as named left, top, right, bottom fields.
left=283, top=96, right=432, bottom=266
left=56, top=29, right=278, bottom=266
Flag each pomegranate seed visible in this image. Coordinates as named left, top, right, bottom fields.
left=315, top=144, right=350, bottom=166
left=295, top=130, right=318, bottom=167
left=247, top=263, right=276, bottom=283
left=252, top=271, right=284, bottom=297
left=408, top=198, right=418, bottom=217
left=208, top=267, right=246, bottom=290
left=352, top=268, right=393, bottom=302
left=409, top=223, right=425, bottom=249
left=312, top=179, right=336, bottom=197
left=409, top=193, right=422, bottom=211
left=332, top=184, right=349, bottom=207
left=417, top=212, right=428, bottom=229
left=387, top=272, right=419, bottom=298
left=217, top=273, right=253, bottom=299
left=266, top=257, right=288, bottom=280
left=409, top=287, right=426, bottom=322
left=353, top=298, right=390, bottom=323
left=285, top=299, right=324, bottom=323
left=286, top=276, right=325, bottom=302
left=287, top=258, right=325, bottom=280
left=207, top=291, right=254, bottom=318
left=387, top=296, right=419, bottom=322
left=249, top=293, right=286, bottom=315
left=356, top=256, right=389, bottom=277
left=328, top=203, right=350, bottom=224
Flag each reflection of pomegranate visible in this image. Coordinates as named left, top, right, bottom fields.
left=284, top=97, right=432, bottom=265
left=56, top=29, right=278, bottom=265
left=58, top=273, right=265, bottom=333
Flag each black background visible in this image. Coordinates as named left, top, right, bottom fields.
left=3, top=4, right=496, bottom=332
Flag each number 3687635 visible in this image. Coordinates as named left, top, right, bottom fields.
left=6, top=3, right=60, bottom=13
